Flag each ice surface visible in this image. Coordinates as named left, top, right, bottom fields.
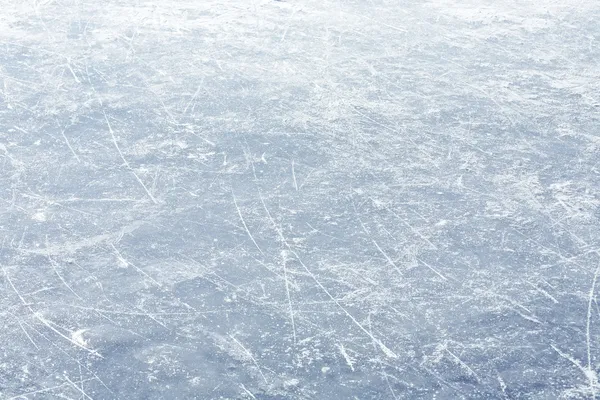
left=1, top=0, right=599, bottom=398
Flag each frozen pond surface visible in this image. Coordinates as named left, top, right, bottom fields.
left=1, top=0, right=600, bottom=398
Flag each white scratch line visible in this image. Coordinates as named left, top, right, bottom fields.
left=110, top=244, right=161, bottom=287
left=291, top=160, right=298, bottom=191
left=292, top=249, right=397, bottom=359
left=229, top=335, right=268, bottom=384
left=462, top=82, right=515, bottom=126
left=337, top=344, right=355, bottom=371
left=372, top=239, right=403, bottom=276
left=65, top=62, right=80, bottom=83
left=527, top=281, right=558, bottom=303
left=183, top=80, right=204, bottom=114
left=353, top=205, right=403, bottom=275
left=103, top=111, right=157, bottom=204
left=3, top=267, right=31, bottom=306
left=232, top=192, right=264, bottom=256
left=60, top=129, right=81, bottom=162
left=552, top=344, right=598, bottom=398
left=34, top=314, right=102, bottom=358
left=64, top=376, right=94, bottom=400
left=258, top=192, right=297, bottom=343
left=6, top=379, right=96, bottom=400
left=389, top=208, right=438, bottom=250
left=16, top=319, right=40, bottom=350
left=264, top=197, right=397, bottom=358
left=417, top=258, right=448, bottom=281
left=240, top=384, right=257, bottom=399
left=445, top=348, right=479, bottom=382
left=587, top=263, right=600, bottom=399
left=281, top=250, right=297, bottom=344
left=46, top=242, right=83, bottom=301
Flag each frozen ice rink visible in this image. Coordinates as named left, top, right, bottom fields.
left=1, top=0, right=600, bottom=398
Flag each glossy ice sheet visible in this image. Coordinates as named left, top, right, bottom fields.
left=1, top=0, right=600, bottom=398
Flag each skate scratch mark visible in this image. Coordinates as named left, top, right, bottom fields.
left=59, top=128, right=80, bottom=162
left=354, top=203, right=403, bottom=275
left=256, top=192, right=296, bottom=343
left=103, top=110, right=157, bottom=204
left=18, top=320, right=40, bottom=350
left=527, top=281, right=559, bottom=303
left=64, top=376, right=94, bottom=400
left=34, top=314, right=102, bottom=358
left=111, top=243, right=162, bottom=287
left=232, top=192, right=264, bottom=256
left=229, top=335, right=268, bottom=384
left=46, top=237, right=83, bottom=300
left=281, top=250, right=297, bottom=344
left=417, top=257, right=448, bottom=281
left=337, top=344, right=355, bottom=371
left=183, top=79, right=204, bottom=114
left=6, top=379, right=96, bottom=400
left=446, top=348, right=479, bottom=382
left=291, top=160, right=298, bottom=191
left=7, top=309, right=40, bottom=350
left=259, top=196, right=397, bottom=359
left=240, top=383, right=257, bottom=399
left=552, top=344, right=598, bottom=399
left=389, top=208, right=438, bottom=250
left=4, top=269, right=101, bottom=358
left=586, top=264, right=600, bottom=399
left=372, top=239, right=403, bottom=276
